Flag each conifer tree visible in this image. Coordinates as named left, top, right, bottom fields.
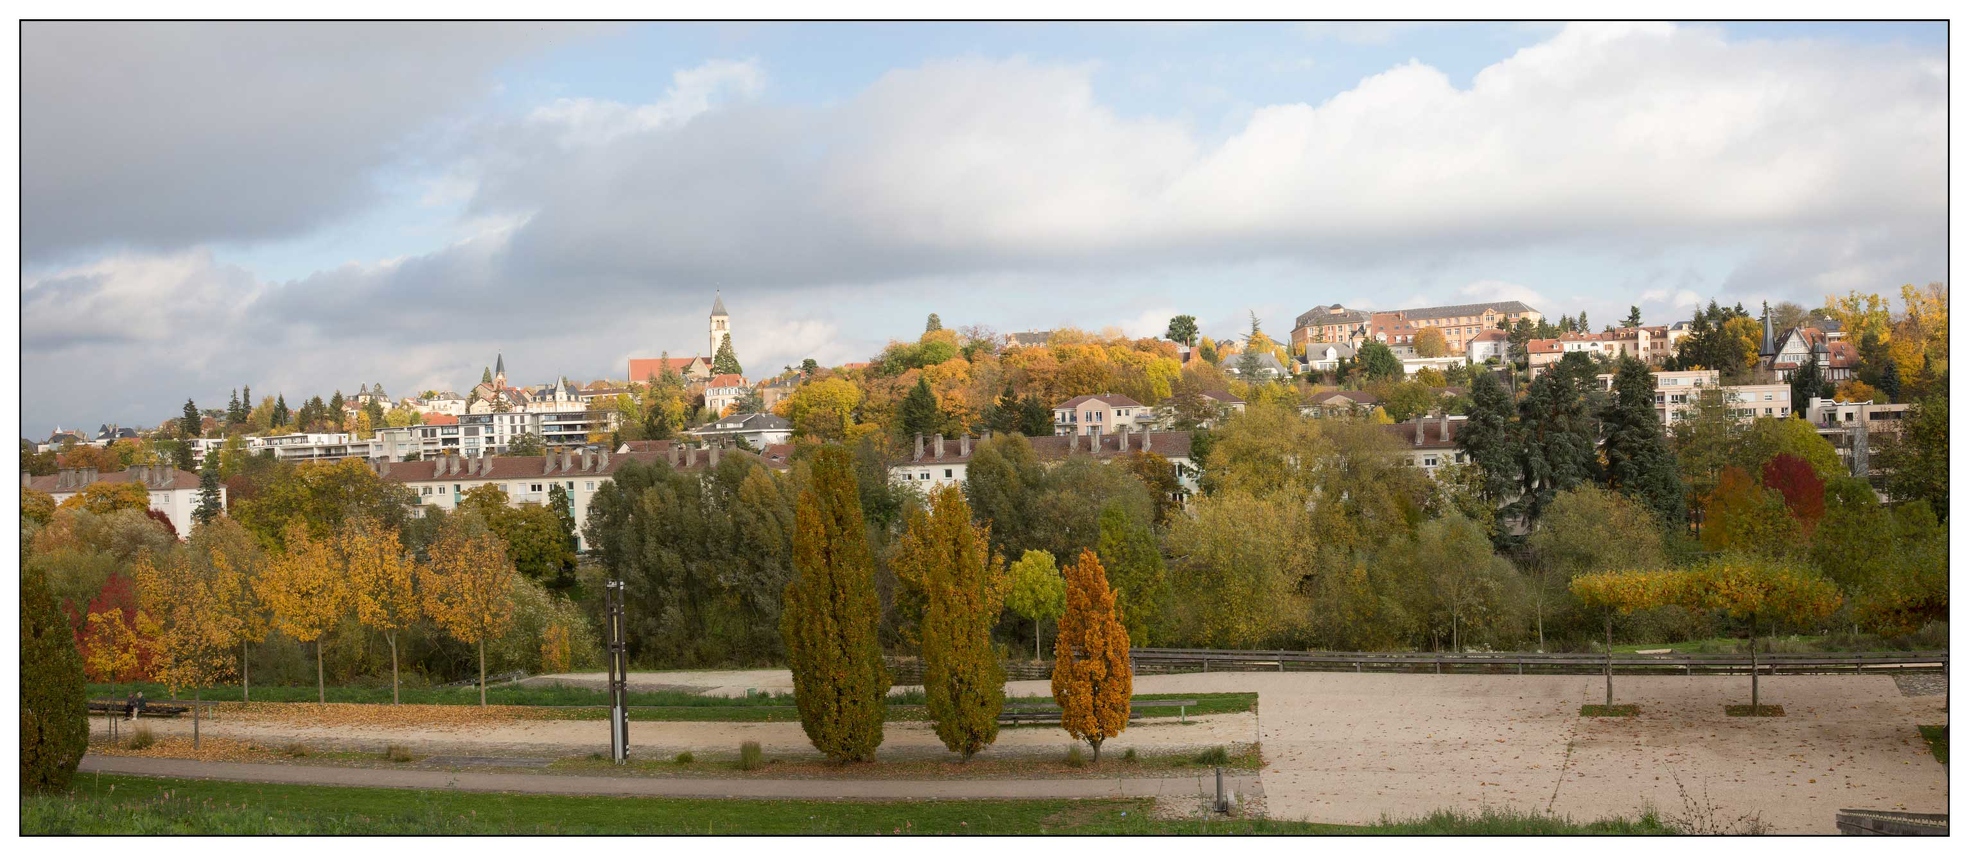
left=182, top=399, right=201, bottom=438
left=1514, top=354, right=1601, bottom=524
left=482, top=366, right=494, bottom=385
left=227, top=389, right=243, bottom=425
left=900, top=376, right=942, bottom=438
left=1018, top=394, right=1052, bottom=437
left=194, top=454, right=224, bottom=526
left=713, top=335, right=743, bottom=376
left=987, top=383, right=1022, bottom=433
left=21, top=549, right=88, bottom=793
left=1051, top=549, right=1131, bottom=761
left=241, top=385, right=251, bottom=415
left=902, top=485, right=1006, bottom=759
left=1456, top=370, right=1519, bottom=507
left=1601, top=357, right=1686, bottom=527
left=781, top=446, right=890, bottom=761
left=926, top=313, right=943, bottom=332
left=272, top=394, right=290, bottom=428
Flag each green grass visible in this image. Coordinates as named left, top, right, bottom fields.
left=1579, top=704, right=1639, bottom=717
left=1918, top=725, right=1946, bottom=764
left=24, top=775, right=1671, bottom=834
left=1723, top=704, right=1785, bottom=717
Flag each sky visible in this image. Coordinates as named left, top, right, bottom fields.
left=18, top=20, right=1948, bottom=436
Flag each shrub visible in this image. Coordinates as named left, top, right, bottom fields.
left=1064, top=746, right=1087, bottom=768
left=282, top=743, right=314, bottom=758
left=1195, top=745, right=1230, bottom=766
left=674, top=751, right=694, bottom=764
left=737, top=741, right=763, bottom=771
left=21, top=553, right=90, bottom=793
left=1122, top=747, right=1138, bottom=763
left=123, top=726, right=156, bottom=751
left=385, top=745, right=414, bottom=763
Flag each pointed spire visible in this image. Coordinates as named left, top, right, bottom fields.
left=1760, top=301, right=1775, bottom=357
left=711, top=290, right=727, bottom=317
left=496, top=353, right=505, bottom=375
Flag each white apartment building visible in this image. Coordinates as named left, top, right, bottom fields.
left=26, top=465, right=221, bottom=538
left=1595, top=369, right=1790, bottom=426
left=538, top=409, right=621, bottom=447
left=704, top=374, right=750, bottom=416
left=250, top=433, right=372, bottom=462
left=891, top=429, right=1198, bottom=502
left=1052, top=394, right=1148, bottom=436
left=409, top=392, right=469, bottom=417
left=1803, top=396, right=1909, bottom=477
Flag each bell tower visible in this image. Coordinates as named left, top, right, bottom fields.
left=709, top=292, right=730, bottom=357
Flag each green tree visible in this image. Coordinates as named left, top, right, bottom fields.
left=193, top=453, right=224, bottom=527
left=1165, top=314, right=1199, bottom=348
left=781, top=446, right=889, bottom=762
left=1457, top=370, right=1520, bottom=509
left=182, top=399, right=202, bottom=438
left=1018, top=394, right=1052, bottom=437
left=1876, top=398, right=1947, bottom=520
left=1380, top=380, right=1438, bottom=422
left=482, top=366, right=494, bottom=385
left=712, top=335, right=743, bottom=376
left=271, top=394, right=290, bottom=428
left=21, top=548, right=89, bottom=793
left=1739, top=416, right=1842, bottom=481
left=1701, top=467, right=1801, bottom=558
left=1004, top=550, right=1065, bottom=659
left=1600, top=357, right=1686, bottom=527
left=1165, top=491, right=1311, bottom=648
left=1788, top=352, right=1833, bottom=416
left=1095, top=503, right=1168, bottom=646
left=1399, top=514, right=1524, bottom=651
left=903, top=486, right=1005, bottom=759
left=1357, top=341, right=1402, bottom=381
left=962, top=433, right=1045, bottom=559
left=1513, top=353, right=1601, bottom=524
left=1623, top=306, right=1642, bottom=328
left=925, top=313, right=943, bottom=333
left=899, top=376, right=943, bottom=438
left=1526, top=486, right=1665, bottom=649
left=505, top=432, right=545, bottom=457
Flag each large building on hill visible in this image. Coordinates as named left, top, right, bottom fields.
left=1291, top=300, right=1542, bottom=357
left=625, top=296, right=730, bottom=385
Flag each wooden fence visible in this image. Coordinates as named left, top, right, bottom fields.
left=1128, top=647, right=1949, bottom=677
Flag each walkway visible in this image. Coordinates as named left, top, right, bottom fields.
left=79, top=755, right=1257, bottom=802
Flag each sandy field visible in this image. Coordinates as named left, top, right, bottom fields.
left=119, top=670, right=1943, bottom=833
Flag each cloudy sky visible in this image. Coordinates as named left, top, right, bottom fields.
left=19, top=21, right=1947, bottom=435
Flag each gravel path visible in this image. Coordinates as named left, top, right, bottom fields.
left=1892, top=673, right=1949, bottom=697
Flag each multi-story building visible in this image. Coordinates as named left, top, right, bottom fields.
left=408, top=392, right=469, bottom=417
left=250, top=432, right=372, bottom=463
left=1803, top=396, right=1908, bottom=477
left=459, top=412, right=541, bottom=456
left=687, top=412, right=792, bottom=450
left=1466, top=329, right=1509, bottom=362
left=704, top=374, right=750, bottom=416
left=26, top=465, right=220, bottom=538
left=537, top=409, right=620, bottom=448
left=1052, top=394, right=1148, bottom=436
left=1384, top=413, right=1467, bottom=476
left=1594, top=369, right=1790, bottom=426
left=1769, top=327, right=1858, bottom=382
left=890, top=429, right=1197, bottom=502
left=1290, top=304, right=1373, bottom=352
left=1359, top=301, right=1542, bottom=354
left=1301, top=389, right=1380, bottom=418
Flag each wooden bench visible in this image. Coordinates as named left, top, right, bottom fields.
left=998, top=699, right=1202, bottom=725
left=88, top=699, right=191, bottom=718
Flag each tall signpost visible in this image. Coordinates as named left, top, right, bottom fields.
left=605, top=579, right=629, bottom=763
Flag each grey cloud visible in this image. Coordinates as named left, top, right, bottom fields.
left=22, top=21, right=597, bottom=262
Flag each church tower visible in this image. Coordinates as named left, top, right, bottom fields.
left=709, top=293, right=730, bottom=357
left=494, top=353, right=507, bottom=388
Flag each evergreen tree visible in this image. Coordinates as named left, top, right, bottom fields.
left=194, top=453, right=224, bottom=527
left=1789, top=353, right=1832, bottom=416
left=986, top=383, right=1022, bottom=433
left=1051, top=548, right=1131, bottom=761
left=1879, top=358, right=1902, bottom=402
left=712, top=335, right=743, bottom=376
left=21, top=548, right=89, bottom=793
left=1019, top=394, right=1053, bottom=437
left=1513, top=354, right=1600, bottom=524
left=272, top=394, right=290, bottom=428
left=925, top=313, right=943, bottom=333
left=900, top=377, right=943, bottom=437
left=227, top=389, right=243, bottom=425
left=1577, top=311, right=1588, bottom=332
left=1095, top=503, right=1168, bottom=645
left=240, top=385, right=251, bottom=420
left=1624, top=306, right=1642, bottom=328
left=1601, top=357, right=1686, bottom=527
left=482, top=366, right=494, bottom=385
left=904, top=486, right=1005, bottom=759
left=781, top=446, right=889, bottom=762
left=1357, top=341, right=1402, bottom=381
left=327, top=390, right=345, bottom=421
left=182, top=399, right=202, bottom=438
left=801, top=358, right=820, bottom=377
left=170, top=439, right=195, bottom=472
left=1165, top=314, right=1199, bottom=347
left=1456, top=370, right=1520, bottom=507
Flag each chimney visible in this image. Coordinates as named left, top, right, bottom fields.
left=670, top=444, right=682, bottom=467
left=709, top=445, right=720, bottom=467
left=1117, top=426, right=1128, bottom=453
left=379, top=460, right=391, bottom=478
left=1069, top=432, right=1079, bottom=453
left=563, top=449, right=574, bottom=472
left=960, top=434, right=971, bottom=457
left=600, top=449, right=610, bottom=469
left=1143, top=430, right=1153, bottom=452
left=82, top=467, right=98, bottom=486
left=1413, top=415, right=1425, bottom=446
left=686, top=446, right=698, bottom=468
left=583, top=450, right=595, bottom=471
left=1440, top=411, right=1450, bottom=442
left=914, top=433, right=925, bottom=462
left=934, top=434, right=944, bottom=459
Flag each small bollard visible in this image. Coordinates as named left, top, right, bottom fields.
left=1213, top=766, right=1230, bottom=814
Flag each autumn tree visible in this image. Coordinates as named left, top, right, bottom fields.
left=1052, top=549, right=1131, bottom=761
left=898, top=486, right=1006, bottom=759
left=190, top=517, right=268, bottom=701
left=344, top=518, right=421, bottom=704
left=421, top=511, right=518, bottom=706
left=258, top=521, right=348, bottom=703
left=134, top=547, right=241, bottom=728
left=1570, top=569, right=1685, bottom=707
left=1701, top=467, right=1801, bottom=557
left=1685, top=558, right=1842, bottom=713
left=1165, top=491, right=1311, bottom=648
left=781, top=446, right=889, bottom=761
left=1412, top=326, right=1448, bottom=358
left=1525, top=485, right=1665, bottom=650
left=60, top=481, right=149, bottom=515
left=1759, top=454, right=1826, bottom=537
left=1005, top=550, right=1065, bottom=659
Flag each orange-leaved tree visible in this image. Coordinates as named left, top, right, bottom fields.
left=421, top=511, right=517, bottom=706
left=1051, top=548, right=1132, bottom=761
left=258, top=520, right=348, bottom=703
left=133, top=547, right=240, bottom=726
left=1685, top=557, right=1842, bottom=713
left=343, top=517, right=420, bottom=704
left=1569, top=569, right=1690, bottom=707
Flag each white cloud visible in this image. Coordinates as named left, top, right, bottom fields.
left=1640, top=288, right=1703, bottom=309
left=527, top=58, right=766, bottom=147
left=1458, top=280, right=1548, bottom=307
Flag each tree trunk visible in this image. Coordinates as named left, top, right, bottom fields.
left=1035, top=618, right=1043, bottom=661
left=1605, top=613, right=1614, bottom=707
left=193, top=686, right=202, bottom=750
left=389, top=634, right=400, bottom=705
left=1090, top=739, right=1102, bottom=762
left=241, top=641, right=251, bottom=703
left=1749, top=616, right=1759, bottom=712
left=316, top=639, right=326, bottom=704
left=479, top=639, right=488, bottom=707
left=1536, top=598, right=1545, bottom=653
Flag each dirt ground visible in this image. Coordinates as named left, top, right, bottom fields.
left=120, top=670, right=1943, bottom=833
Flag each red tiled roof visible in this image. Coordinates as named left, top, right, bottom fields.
left=1526, top=339, right=1563, bottom=354
left=899, top=431, right=1193, bottom=466
left=378, top=448, right=763, bottom=484
left=760, top=443, right=795, bottom=470
left=1468, top=329, right=1508, bottom=343
left=423, top=413, right=459, bottom=426
left=707, top=374, right=747, bottom=388
left=626, top=356, right=708, bottom=383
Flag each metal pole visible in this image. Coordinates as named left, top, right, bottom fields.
left=606, top=579, right=628, bottom=764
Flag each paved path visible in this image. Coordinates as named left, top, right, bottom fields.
left=79, top=755, right=1258, bottom=803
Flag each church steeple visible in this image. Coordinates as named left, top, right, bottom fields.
left=709, top=292, right=730, bottom=358
left=495, top=353, right=507, bottom=387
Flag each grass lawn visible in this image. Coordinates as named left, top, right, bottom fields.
left=1918, top=725, right=1946, bottom=764
left=1578, top=704, right=1639, bottom=717
left=23, top=774, right=1672, bottom=835
left=89, top=682, right=1255, bottom=723
left=1723, top=704, right=1785, bottom=717
left=548, top=744, right=1264, bottom=779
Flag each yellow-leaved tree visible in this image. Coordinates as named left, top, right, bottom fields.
left=1051, top=549, right=1132, bottom=761
left=344, top=517, right=421, bottom=704
left=190, top=517, right=269, bottom=701
left=1686, top=557, right=1842, bottom=714
left=422, top=511, right=517, bottom=706
left=82, top=607, right=155, bottom=699
left=1569, top=569, right=1689, bottom=708
left=258, top=520, right=348, bottom=703
left=133, top=547, right=240, bottom=737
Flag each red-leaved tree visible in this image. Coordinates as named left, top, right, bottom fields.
left=1761, top=453, right=1826, bottom=537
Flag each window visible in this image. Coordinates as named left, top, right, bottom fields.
left=586, top=482, right=595, bottom=491
left=422, top=487, right=433, bottom=496
left=1424, top=456, right=1438, bottom=467
left=566, top=481, right=574, bottom=490
left=944, top=469, right=953, bottom=478
left=530, top=484, right=543, bottom=493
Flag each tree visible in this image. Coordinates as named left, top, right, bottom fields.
left=779, top=377, right=862, bottom=441
left=1686, top=558, right=1842, bottom=712
left=925, top=313, right=943, bottom=333
left=1051, top=549, right=1131, bottom=761
left=271, top=394, right=291, bottom=429
left=421, top=511, right=518, bottom=706
left=22, top=551, right=89, bottom=793
left=258, top=521, right=347, bottom=703
left=1623, top=306, right=1642, bottom=329
left=1739, top=417, right=1843, bottom=482
left=344, top=519, right=420, bottom=704
left=1513, top=355, right=1600, bottom=524
left=1701, top=467, right=1801, bottom=557
left=1526, top=486, right=1665, bottom=650
left=1570, top=569, right=1685, bottom=706
left=189, top=517, right=268, bottom=702
left=82, top=602, right=153, bottom=702
left=1412, top=326, right=1448, bottom=358
left=1788, top=353, right=1831, bottom=416
left=898, top=486, right=1006, bottom=759
left=899, top=376, right=943, bottom=438
left=482, top=366, right=494, bottom=385
left=1457, top=370, right=1520, bottom=510
left=962, top=433, right=1046, bottom=559
left=1403, top=514, right=1523, bottom=652
left=182, top=399, right=202, bottom=439
left=1760, top=454, right=1825, bottom=537
left=134, top=545, right=241, bottom=749
left=1600, top=357, right=1686, bottom=527
left=781, top=446, right=889, bottom=761
left=1096, top=502, right=1167, bottom=645
left=1165, top=315, right=1199, bottom=348
left=712, top=334, right=743, bottom=376
left=22, top=487, right=57, bottom=526
left=1877, top=359, right=1902, bottom=402
left=1876, top=398, right=1947, bottom=520
left=227, top=388, right=243, bottom=426
left=505, top=431, right=545, bottom=457
left=1357, top=341, right=1402, bottom=381
left=60, top=481, right=149, bottom=515
left=193, top=453, right=224, bottom=526
left=1165, top=491, right=1311, bottom=648
left=1018, top=394, right=1053, bottom=437
left=1005, top=550, right=1065, bottom=660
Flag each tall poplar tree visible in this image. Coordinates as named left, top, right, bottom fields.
left=1600, top=357, right=1686, bottom=527
left=781, top=446, right=890, bottom=762
left=899, top=485, right=1006, bottom=759
left=1052, top=549, right=1131, bottom=761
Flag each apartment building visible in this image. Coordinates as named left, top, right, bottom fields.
left=1052, top=394, right=1148, bottom=436
left=704, top=374, right=750, bottom=416
left=891, top=429, right=1197, bottom=502
left=1803, top=396, right=1909, bottom=477
left=26, top=465, right=220, bottom=538
left=1593, top=369, right=1790, bottom=426
left=251, top=432, right=372, bottom=463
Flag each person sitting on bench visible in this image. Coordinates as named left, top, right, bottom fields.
left=129, top=691, right=147, bottom=721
